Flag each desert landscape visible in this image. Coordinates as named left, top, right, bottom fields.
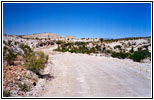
left=3, top=33, right=151, bottom=97
left=2, top=2, right=152, bottom=98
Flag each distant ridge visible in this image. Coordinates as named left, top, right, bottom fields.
left=22, top=32, right=76, bottom=40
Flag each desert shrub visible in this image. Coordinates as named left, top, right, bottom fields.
left=14, top=41, right=19, bottom=45
left=3, top=46, right=8, bottom=57
left=129, top=47, right=134, bottom=53
left=114, top=45, right=122, bottom=50
left=20, top=44, right=48, bottom=73
left=89, top=47, right=96, bottom=53
left=36, top=51, right=49, bottom=64
left=56, top=40, right=64, bottom=45
left=20, top=44, right=34, bottom=60
left=129, top=50, right=151, bottom=62
left=99, top=38, right=104, bottom=43
left=75, top=42, right=87, bottom=46
left=3, top=90, right=11, bottom=97
left=61, top=48, right=69, bottom=52
left=17, top=83, right=30, bottom=92
left=104, top=50, right=112, bottom=54
left=3, top=40, right=7, bottom=45
left=5, top=50, right=17, bottom=65
left=95, top=45, right=101, bottom=51
left=25, top=51, right=48, bottom=73
left=53, top=47, right=61, bottom=51
left=141, top=50, right=151, bottom=57
left=111, top=52, right=130, bottom=59
left=8, top=40, right=12, bottom=46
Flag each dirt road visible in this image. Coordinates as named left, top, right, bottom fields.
left=40, top=48, right=151, bottom=97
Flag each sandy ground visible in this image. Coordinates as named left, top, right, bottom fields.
left=39, top=47, right=151, bottom=97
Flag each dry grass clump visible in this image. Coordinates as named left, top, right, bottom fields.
left=3, top=46, right=17, bottom=65
left=20, top=44, right=48, bottom=73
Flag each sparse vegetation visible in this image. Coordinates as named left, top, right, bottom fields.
left=20, top=44, right=34, bottom=61
left=54, top=40, right=151, bottom=62
left=54, top=41, right=97, bottom=54
left=20, top=44, right=48, bottom=73
left=4, top=49, right=17, bottom=65
left=104, top=36, right=151, bottom=43
left=3, top=90, right=11, bottom=97
left=17, top=82, right=30, bottom=92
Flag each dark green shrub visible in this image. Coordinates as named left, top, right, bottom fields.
left=129, top=50, right=151, bottom=62
left=111, top=52, right=130, bottom=59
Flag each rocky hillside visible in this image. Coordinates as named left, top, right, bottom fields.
left=3, top=34, right=52, bottom=97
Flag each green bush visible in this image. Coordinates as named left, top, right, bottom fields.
left=111, top=52, right=130, bottom=59
left=129, top=50, right=150, bottom=62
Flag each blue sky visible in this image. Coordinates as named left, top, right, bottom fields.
left=3, top=3, right=151, bottom=38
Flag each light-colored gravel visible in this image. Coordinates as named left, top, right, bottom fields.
left=39, top=48, right=151, bottom=97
